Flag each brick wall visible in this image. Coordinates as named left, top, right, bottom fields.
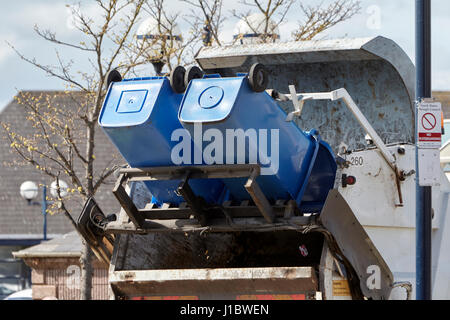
left=23, top=257, right=108, bottom=300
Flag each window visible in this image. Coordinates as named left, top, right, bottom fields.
left=0, top=246, right=31, bottom=299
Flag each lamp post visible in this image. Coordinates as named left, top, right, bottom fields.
left=19, top=180, right=68, bottom=241
left=136, top=17, right=182, bottom=76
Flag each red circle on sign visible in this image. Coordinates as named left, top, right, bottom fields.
left=422, top=113, right=436, bottom=131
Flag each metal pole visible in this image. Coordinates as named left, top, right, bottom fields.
left=42, top=185, right=47, bottom=241
left=415, top=0, right=432, bottom=300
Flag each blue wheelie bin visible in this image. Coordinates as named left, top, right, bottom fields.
left=98, top=76, right=225, bottom=205
left=178, top=75, right=336, bottom=211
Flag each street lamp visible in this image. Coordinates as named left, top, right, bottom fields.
left=19, top=181, right=39, bottom=202
left=19, top=180, right=69, bottom=241
left=136, top=17, right=183, bottom=76
left=233, top=13, right=280, bottom=45
left=50, top=180, right=69, bottom=199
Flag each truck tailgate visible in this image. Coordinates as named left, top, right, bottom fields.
left=109, top=267, right=318, bottom=300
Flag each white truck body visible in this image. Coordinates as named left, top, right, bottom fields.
left=77, top=37, right=450, bottom=300
left=339, top=144, right=450, bottom=299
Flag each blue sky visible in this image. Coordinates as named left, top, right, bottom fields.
left=0, top=0, right=449, bottom=111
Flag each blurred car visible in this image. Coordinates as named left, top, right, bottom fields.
left=3, top=289, right=32, bottom=300
left=0, top=286, right=16, bottom=300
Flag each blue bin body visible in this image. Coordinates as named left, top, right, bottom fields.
left=178, top=76, right=336, bottom=211
left=98, top=77, right=225, bottom=205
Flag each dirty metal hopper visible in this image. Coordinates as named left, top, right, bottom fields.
left=195, top=36, right=415, bottom=152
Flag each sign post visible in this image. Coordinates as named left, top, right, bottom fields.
left=415, top=0, right=433, bottom=300
left=417, top=100, right=442, bottom=187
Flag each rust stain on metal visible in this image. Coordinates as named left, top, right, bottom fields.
left=121, top=271, right=137, bottom=283
left=374, top=168, right=382, bottom=178
left=282, top=268, right=298, bottom=279
left=367, top=167, right=382, bottom=178
left=368, top=80, right=377, bottom=100
left=331, top=107, right=339, bottom=116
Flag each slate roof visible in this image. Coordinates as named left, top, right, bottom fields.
left=0, top=91, right=123, bottom=239
left=13, top=231, right=82, bottom=258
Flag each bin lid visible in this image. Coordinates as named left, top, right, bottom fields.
left=179, top=77, right=244, bottom=123
left=99, top=79, right=165, bottom=127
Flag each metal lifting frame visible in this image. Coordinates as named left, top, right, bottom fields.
left=279, top=86, right=404, bottom=206
left=283, top=87, right=396, bottom=170
left=106, top=164, right=312, bottom=233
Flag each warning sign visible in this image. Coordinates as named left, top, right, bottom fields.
left=417, top=101, right=442, bottom=149
left=332, top=280, right=351, bottom=297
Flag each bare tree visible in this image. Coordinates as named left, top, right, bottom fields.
left=293, top=0, right=361, bottom=41
left=184, top=0, right=361, bottom=47
left=182, top=0, right=225, bottom=46
left=232, top=0, right=295, bottom=44
left=2, top=0, right=150, bottom=300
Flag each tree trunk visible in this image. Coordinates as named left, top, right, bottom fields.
left=79, top=241, right=93, bottom=300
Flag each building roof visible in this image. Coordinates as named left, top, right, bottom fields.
left=434, top=91, right=450, bottom=119
left=0, top=91, right=123, bottom=241
left=13, top=231, right=82, bottom=258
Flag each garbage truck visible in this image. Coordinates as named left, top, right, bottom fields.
left=76, top=36, right=450, bottom=300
